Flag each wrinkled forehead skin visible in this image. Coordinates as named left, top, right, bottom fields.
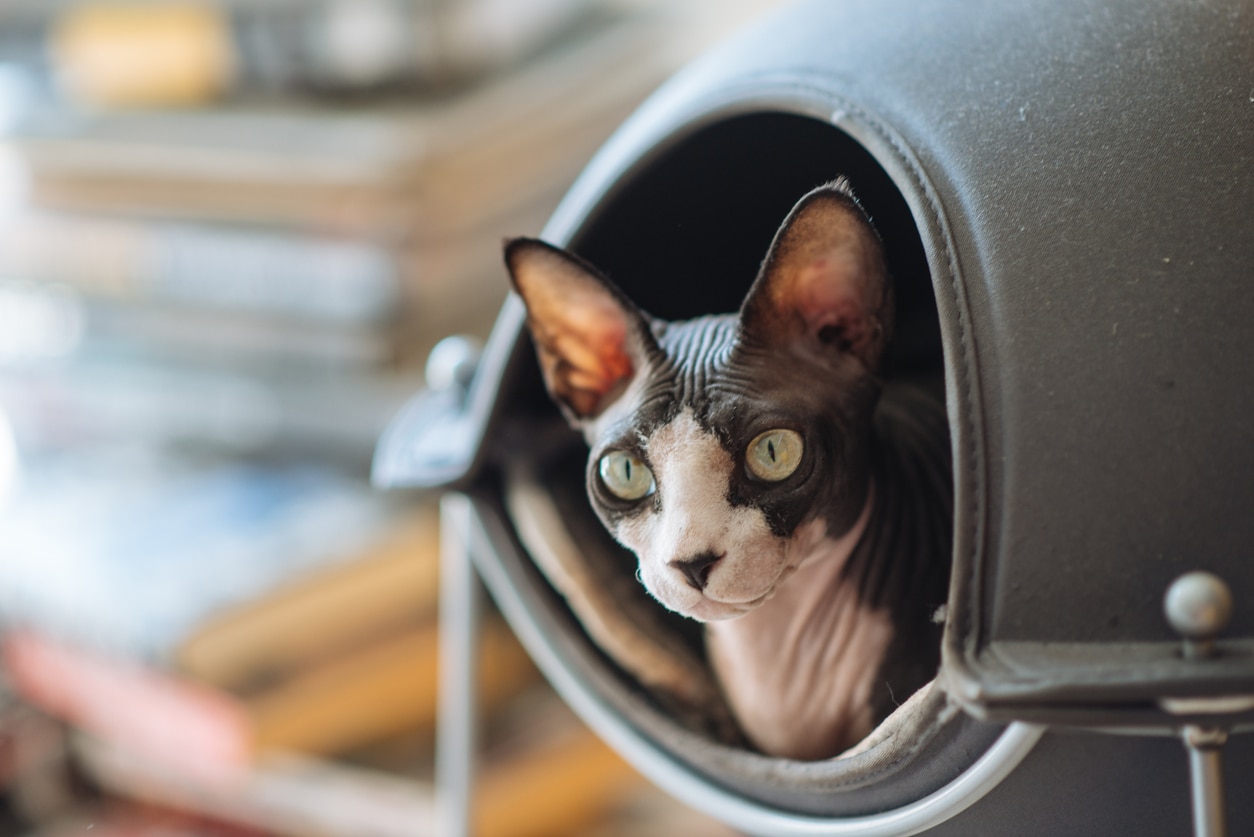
left=584, top=313, right=881, bottom=541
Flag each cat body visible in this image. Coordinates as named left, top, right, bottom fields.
left=504, top=181, right=951, bottom=759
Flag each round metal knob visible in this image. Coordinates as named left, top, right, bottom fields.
left=1164, top=572, right=1233, bottom=658
left=425, top=335, right=483, bottom=395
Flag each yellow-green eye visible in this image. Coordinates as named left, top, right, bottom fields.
left=599, top=450, right=655, bottom=500
left=746, top=429, right=804, bottom=481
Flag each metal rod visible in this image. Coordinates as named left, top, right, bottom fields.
left=436, top=493, right=481, bottom=837
left=1183, top=725, right=1228, bottom=837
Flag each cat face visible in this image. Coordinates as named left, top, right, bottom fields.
left=505, top=180, right=892, bottom=621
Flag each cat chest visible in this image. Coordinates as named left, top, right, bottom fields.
left=705, top=546, right=896, bottom=759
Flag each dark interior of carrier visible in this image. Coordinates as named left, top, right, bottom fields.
left=485, top=111, right=1005, bottom=815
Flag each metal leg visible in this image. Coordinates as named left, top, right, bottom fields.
left=1165, top=575, right=1234, bottom=837
left=1182, top=725, right=1228, bottom=837
left=436, top=493, right=482, bottom=837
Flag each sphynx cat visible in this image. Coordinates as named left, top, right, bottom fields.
left=504, top=180, right=951, bottom=760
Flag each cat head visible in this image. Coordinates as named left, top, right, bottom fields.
left=504, top=180, right=892, bottom=622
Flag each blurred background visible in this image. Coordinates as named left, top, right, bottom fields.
left=0, top=0, right=784, bottom=834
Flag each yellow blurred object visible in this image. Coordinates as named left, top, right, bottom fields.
left=249, top=618, right=537, bottom=756
left=50, top=2, right=235, bottom=107
left=176, top=508, right=442, bottom=691
left=475, top=728, right=642, bottom=837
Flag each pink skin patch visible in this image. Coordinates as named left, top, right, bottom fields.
left=796, top=255, right=873, bottom=354
left=582, top=327, right=634, bottom=392
left=531, top=299, right=635, bottom=416
left=508, top=240, right=638, bottom=417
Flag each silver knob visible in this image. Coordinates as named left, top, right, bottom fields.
left=1164, top=571, right=1233, bottom=659
left=425, top=335, right=483, bottom=397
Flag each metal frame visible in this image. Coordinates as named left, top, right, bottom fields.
left=435, top=493, right=482, bottom=837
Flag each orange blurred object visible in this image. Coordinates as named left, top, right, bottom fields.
left=50, top=2, right=235, bottom=107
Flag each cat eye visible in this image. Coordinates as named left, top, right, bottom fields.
left=598, top=450, right=656, bottom=501
left=745, top=429, right=804, bottom=482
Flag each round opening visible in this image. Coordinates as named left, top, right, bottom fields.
left=492, top=110, right=1002, bottom=818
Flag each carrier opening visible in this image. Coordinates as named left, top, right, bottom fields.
left=494, top=110, right=995, bottom=815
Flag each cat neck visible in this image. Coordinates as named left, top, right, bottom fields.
left=776, top=485, right=875, bottom=607
left=706, top=484, right=876, bottom=642
left=703, top=488, right=892, bottom=759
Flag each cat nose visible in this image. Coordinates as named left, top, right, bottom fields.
left=671, top=551, right=722, bottom=591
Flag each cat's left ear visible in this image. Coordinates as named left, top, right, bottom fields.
left=505, top=238, right=653, bottom=424
left=740, top=180, right=892, bottom=370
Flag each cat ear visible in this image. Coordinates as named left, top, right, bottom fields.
left=739, top=180, right=892, bottom=370
left=504, top=238, right=651, bottom=423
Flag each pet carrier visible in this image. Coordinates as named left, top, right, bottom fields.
left=375, top=0, right=1254, bottom=833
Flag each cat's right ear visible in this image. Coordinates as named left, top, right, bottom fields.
left=739, top=181, right=892, bottom=371
left=504, top=238, right=650, bottom=424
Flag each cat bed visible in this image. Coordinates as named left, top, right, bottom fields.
left=376, top=0, right=1254, bottom=832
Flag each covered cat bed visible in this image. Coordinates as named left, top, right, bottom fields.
left=375, top=0, right=1254, bottom=833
